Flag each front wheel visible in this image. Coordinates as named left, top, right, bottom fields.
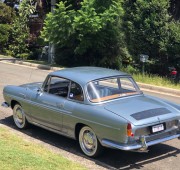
left=79, top=126, right=103, bottom=157
left=13, top=104, right=28, bottom=129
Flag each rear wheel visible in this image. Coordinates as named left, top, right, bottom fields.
left=13, top=104, right=28, bottom=129
left=79, top=126, right=103, bottom=157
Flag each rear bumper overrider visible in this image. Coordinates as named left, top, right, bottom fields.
left=102, top=132, right=180, bottom=152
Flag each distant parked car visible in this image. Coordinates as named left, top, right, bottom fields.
left=2, top=67, right=180, bottom=157
left=168, top=66, right=180, bottom=83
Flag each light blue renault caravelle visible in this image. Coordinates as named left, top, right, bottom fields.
left=2, top=67, right=180, bottom=157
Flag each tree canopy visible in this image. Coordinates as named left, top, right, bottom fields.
left=0, top=2, right=15, bottom=52
left=1, top=0, right=178, bottom=75
left=7, top=0, right=36, bottom=59
left=41, top=0, right=180, bottom=72
left=123, top=0, right=180, bottom=73
left=41, top=0, right=125, bottom=68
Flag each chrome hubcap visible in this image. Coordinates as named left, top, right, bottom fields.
left=83, top=131, right=95, bottom=150
left=79, top=127, right=98, bottom=156
left=13, top=105, right=25, bottom=128
left=16, top=109, right=23, bottom=123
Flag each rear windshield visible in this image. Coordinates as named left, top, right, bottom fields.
left=87, top=77, right=141, bottom=103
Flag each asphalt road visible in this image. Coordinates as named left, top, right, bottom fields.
left=0, top=62, right=180, bottom=170
left=144, top=90, right=180, bottom=105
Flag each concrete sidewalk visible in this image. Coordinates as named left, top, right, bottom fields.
left=1, top=58, right=180, bottom=97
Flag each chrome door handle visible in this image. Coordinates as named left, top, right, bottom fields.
left=56, top=103, right=64, bottom=108
left=19, top=93, right=26, bottom=99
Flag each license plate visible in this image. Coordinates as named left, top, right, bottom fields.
left=152, top=124, right=164, bottom=133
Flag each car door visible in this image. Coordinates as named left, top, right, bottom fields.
left=62, top=81, right=84, bottom=136
left=29, top=76, right=70, bottom=131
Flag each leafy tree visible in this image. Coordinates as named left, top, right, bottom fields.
left=167, top=21, right=180, bottom=63
left=169, top=0, right=180, bottom=20
left=0, top=2, right=15, bottom=52
left=41, top=0, right=125, bottom=68
left=7, top=0, right=36, bottom=59
left=123, top=0, right=180, bottom=74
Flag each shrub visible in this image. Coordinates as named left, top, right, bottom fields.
left=41, top=0, right=125, bottom=68
left=7, top=0, right=35, bottom=59
left=0, top=2, right=15, bottom=53
left=0, top=24, right=11, bottom=52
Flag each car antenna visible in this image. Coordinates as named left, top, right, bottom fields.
left=26, top=65, right=34, bottom=90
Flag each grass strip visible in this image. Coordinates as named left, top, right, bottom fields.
left=0, top=127, right=87, bottom=170
left=132, top=73, right=180, bottom=90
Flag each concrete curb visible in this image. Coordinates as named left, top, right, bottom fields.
left=0, top=58, right=61, bottom=71
left=0, top=58, right=180, bottom=97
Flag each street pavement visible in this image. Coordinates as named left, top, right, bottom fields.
left=0, top=62, right=180, bottom=170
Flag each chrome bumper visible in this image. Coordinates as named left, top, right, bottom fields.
left=1, top=102, right=9, bottom=108
left=102, top=133, right=180, bottom=152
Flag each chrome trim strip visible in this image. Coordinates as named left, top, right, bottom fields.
left=102, top=134, right=180, bottom=151
left=6, top=94, right=120, bottom=130
left=1, top=102, right=9, bottom=108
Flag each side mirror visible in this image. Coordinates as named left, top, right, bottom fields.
left=37, top=87, right=43, bottom=95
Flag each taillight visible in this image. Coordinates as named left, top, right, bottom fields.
left=127, top=123, right=134, bottom=137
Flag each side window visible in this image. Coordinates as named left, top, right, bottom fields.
left=120, top=78, right=136, bottom=93
left=69, top=82, right=84, bottom=101
left=43, top=77, right=51, bottom=92
left=45, top=76, right=70, bottom=98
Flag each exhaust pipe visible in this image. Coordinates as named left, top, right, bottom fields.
left=1, top=102, right=9, bottom=108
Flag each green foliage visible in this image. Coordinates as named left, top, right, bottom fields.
left=121, top=65, right=139, bottom=74
left=42, top=1, right=75, bottom=44
left=0, top=2, right=15, bottom=52
left=123, top=0, right=180, bottom=74
left=0, top=2, right=15, bottom=24
left=0, top=24, right=11, bottom=52
left=41, top=0, right=180, bottom=73
left=7, top=0, right=36, bottom=59
left=124, top=0, right=170, bottom=57
left=167, top=21, right=180, bottom=57
left=41, top=0, right=124, bottom=68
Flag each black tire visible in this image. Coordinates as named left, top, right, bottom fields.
left=13, top=104, right=28, bottom=129
left=79, top=126, right=103, bottom=157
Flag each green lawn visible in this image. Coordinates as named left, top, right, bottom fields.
left=0, top=127, right=87, bottom=170
left=133, top=73, right=180, bottom=90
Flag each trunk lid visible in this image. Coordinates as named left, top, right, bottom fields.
left=104, top=95, right=178, bottom=126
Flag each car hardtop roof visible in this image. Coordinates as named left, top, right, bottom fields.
left=49, top=67, right=130, bottom=86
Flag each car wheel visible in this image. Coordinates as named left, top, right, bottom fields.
left=13, top=104, right=28, bottom=129
left=79, top=126, right=102, bottom=157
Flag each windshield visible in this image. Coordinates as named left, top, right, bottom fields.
left=87, top=77, right=141, bottom=103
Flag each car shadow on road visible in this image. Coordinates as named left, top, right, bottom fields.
left=0, top=115, right=179, bottom=170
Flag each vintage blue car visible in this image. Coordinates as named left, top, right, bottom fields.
left=2, top=67, right=180, bottom=157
